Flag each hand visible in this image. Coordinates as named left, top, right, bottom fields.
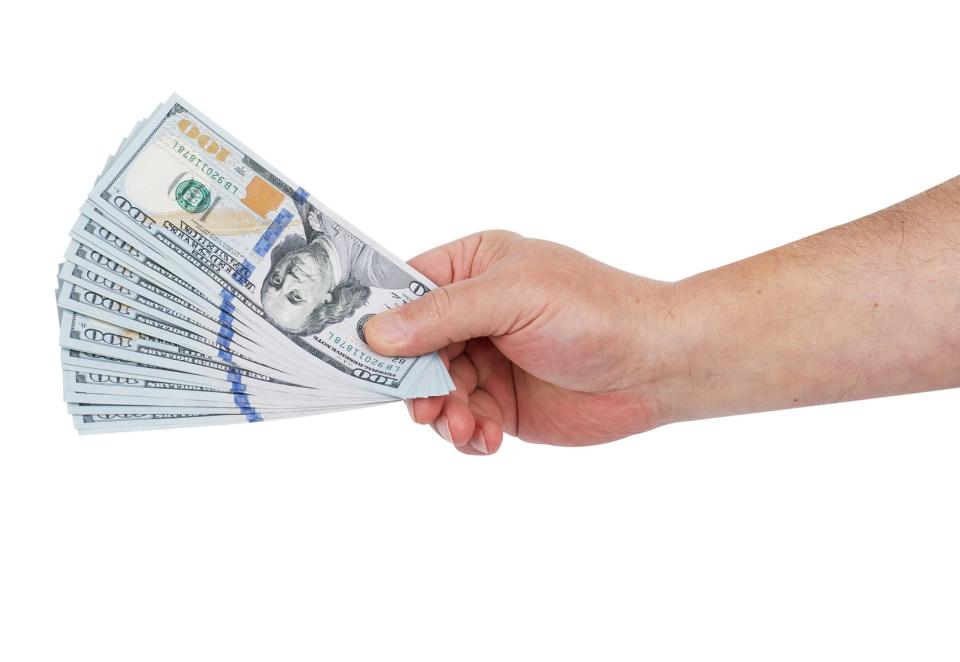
left=364, top=231, right=679, bottom=454
left=365, top=181, right=960, bottom=455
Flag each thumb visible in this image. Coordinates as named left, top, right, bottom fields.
left=364, top=275, right=516, bottom=356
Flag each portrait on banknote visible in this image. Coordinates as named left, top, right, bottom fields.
left=260, top=197, right=411, bottom=337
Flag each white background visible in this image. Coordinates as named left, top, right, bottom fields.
left=1, top=1, right=957, bottom=660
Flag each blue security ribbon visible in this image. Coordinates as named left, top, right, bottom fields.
left=252, top=209, right=293, bottom=257
left=216, top=207, right=296, bottom=422
left=293, top=187, right=310, bottom=205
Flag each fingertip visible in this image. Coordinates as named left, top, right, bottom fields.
left=442, top=397, right=476, bottom=447
left=363, top=312, right=413, bottom=357
left=410, top=396, right=444, bottom=425
left=408, top=245, right=458, bottom=287
left=484, top=423, right=504, bottom=454
left=449, top=416, right=476, bottom=448
left=474, top=417, right=504, bottom=455
left=433, top=415, right=453, bottom=445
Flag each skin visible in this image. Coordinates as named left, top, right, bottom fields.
left=364, top=176, right=960, bottom=455
left=262, top=246, right=334, bottom=333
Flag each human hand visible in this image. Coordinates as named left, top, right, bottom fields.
left=364, top=231, right=680, bottom=454
left=367, top=180, right=960, bottom=456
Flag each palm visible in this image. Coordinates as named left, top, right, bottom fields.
left=438, top=332, right=656, bottom=453
left=382, top=231, right=669, bottom=454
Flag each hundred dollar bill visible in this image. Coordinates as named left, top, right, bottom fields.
left=57, top=277, right=288, bottom=382
left=66, top=215, right=326, bottom=382
left=61, top=310, right=304, bottom=395
left=72, top=402, right=382, bottom=434
left=72, top=412, right=294, bottom=434
left=62, top=239, right=261, bottom=356
left=59, top=311, right=380, bottom=409
left=63, top=384, right=323, bottom=411
left=68, top=214, right=272, bottom=350
left=61, top=348, right=242, bottom=391
left=60, top=350, right=323, bottom=410
left=88, top=95, right=453, bottom=399
left=67, top=404, right=325, bottom=416
left=63, top=368, right=340, bottom=409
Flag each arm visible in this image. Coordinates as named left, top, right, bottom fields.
left=364, top=177, right=960, bottom=454
left=660, top=177, right=960, bottom=422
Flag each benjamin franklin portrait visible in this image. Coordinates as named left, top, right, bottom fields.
left=260, top=194, right=410, bottom=337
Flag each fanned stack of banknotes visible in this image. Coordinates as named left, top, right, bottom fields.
left=58, top=95, right=453, bottom=433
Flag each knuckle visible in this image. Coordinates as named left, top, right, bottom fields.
left=477, top=230, right=521, bottom=268
left=453, top=237, right=472, bottom=277
left=453, top=230, right=521, bottom=276
left=423, top=287, right=454, bottom=326
left=483, top=229, right=521, bottom=242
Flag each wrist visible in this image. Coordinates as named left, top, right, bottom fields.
left=649, top=244, right=865, bottom=425
left=619, top=275, right=703, bottom=429
left=638, top=263, right=781, bottom=426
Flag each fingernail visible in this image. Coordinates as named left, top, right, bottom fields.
left=367, top=312, right=406, bottom=345
left=404, top=399, right=416, bottom=422
left=436, top=416, right=453, bottom=444
left=469, top=431, right=488, bottom=455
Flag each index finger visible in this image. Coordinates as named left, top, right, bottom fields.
left=407, top=230, right=519, bottom=286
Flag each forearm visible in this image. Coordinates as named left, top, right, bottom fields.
left=656, top=177, right=960, bottom=424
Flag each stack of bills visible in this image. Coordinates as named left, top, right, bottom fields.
left=58, top=95, right=453, bottom=434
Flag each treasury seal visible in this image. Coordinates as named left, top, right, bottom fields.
left=357, top=313, right=375, bottom=344
left=175, top=179, right=211, bottom=214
